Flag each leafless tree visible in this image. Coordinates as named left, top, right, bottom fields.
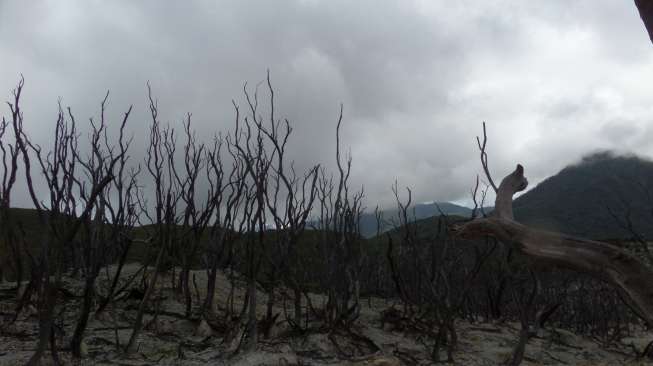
left=10, top=94, right=116, bottom=364
left=314, top=105, right=365, bottom=329
left=125, top=84, right=183, bottom=354
left=383, top=182, right=496, bottom=363
left=252, top=74, right=320, bottom=333
left=94, top=115, right=141, bottom=316
left=68, top=92, right=133, bottom=357
left=171, top=115, right=216, bottom=318
left=202, top=134, right=246, bottom=317
left=0, top=77, right=23, bottom=289
left=229, top=80, right=276, bottom=351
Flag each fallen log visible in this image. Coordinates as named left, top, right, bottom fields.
left=454, top=164, right=653, bottom=326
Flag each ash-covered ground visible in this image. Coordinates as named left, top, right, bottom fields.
left=1, top=264, right=651, bottom=365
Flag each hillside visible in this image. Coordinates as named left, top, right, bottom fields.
left=514, top=151, right=653, bottom=239
left=358, top=201, right=473, bottom=237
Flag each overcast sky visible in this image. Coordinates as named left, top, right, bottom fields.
left=2, top=1, right=653, bottom=209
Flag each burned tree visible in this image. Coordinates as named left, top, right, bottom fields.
left=314, top=105, right=365, bottom=329
left=94, top=115, right=141, bottom=316
left=257, top=74, right=320, bottom=333
left=0, top=77, right=23, bottom=289
left=11, top=95, right=117, bottom=365
left=69, top=92, right=133, bottom=358
left=383, top=183, right=496, bottom=363
left=227, top=80, right=276, bottom=351
left=125, top=84, right=184, bottom=354
left=202, top=135, right=246, bottom=317
left=172, top=116, right=215, bottom=318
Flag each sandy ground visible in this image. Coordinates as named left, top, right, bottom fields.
left=1, top=264, right=652, bottom=365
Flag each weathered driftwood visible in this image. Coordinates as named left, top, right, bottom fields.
left=454, top=164, right=653, bottom=326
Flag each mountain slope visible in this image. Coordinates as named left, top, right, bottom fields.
left=358, top=201, right=473, bottom=238
left=513, top=152, right=653, bottom=239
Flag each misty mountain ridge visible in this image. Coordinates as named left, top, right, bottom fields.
left=358, top=201, right=478, bottom=237
left=513, top=150, right=653, bottom=239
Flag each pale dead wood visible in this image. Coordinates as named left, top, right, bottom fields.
left=455, top=164, right=653, bottom=326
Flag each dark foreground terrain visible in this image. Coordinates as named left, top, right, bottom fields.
left=1, top=264, right=651, bottom=366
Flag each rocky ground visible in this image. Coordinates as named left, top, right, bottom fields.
left=1, top=264, right=652, bottom=365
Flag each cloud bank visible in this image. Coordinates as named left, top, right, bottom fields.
left=1, top=0, right=652, bottom=209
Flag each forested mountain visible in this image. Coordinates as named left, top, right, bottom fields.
left=514, top=151, right=653, bottom=239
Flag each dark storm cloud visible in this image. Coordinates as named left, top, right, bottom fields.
left=1, top=0, right=652, bottom=210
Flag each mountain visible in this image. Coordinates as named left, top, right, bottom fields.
left=513, top=151, right=653, bottom=239
left=358, top=201, right=476, bottom=238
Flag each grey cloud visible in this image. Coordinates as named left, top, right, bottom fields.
left=1, top=0, right=652, bottom=210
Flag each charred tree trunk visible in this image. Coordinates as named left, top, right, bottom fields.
left=244, top=274, right=258, bottom=350
left=293, top=286, right=302, bottom=326
left=125, top=241, right=166, bottom=354
left=95, top=239, right=132, bottom=315
left=180, top=265, right=192, bottom=317
left=71, top=276, right=96, bottom=357
left=203, top=261, right=220, bottom=315
left=27, top=263, right=56, bottom=366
